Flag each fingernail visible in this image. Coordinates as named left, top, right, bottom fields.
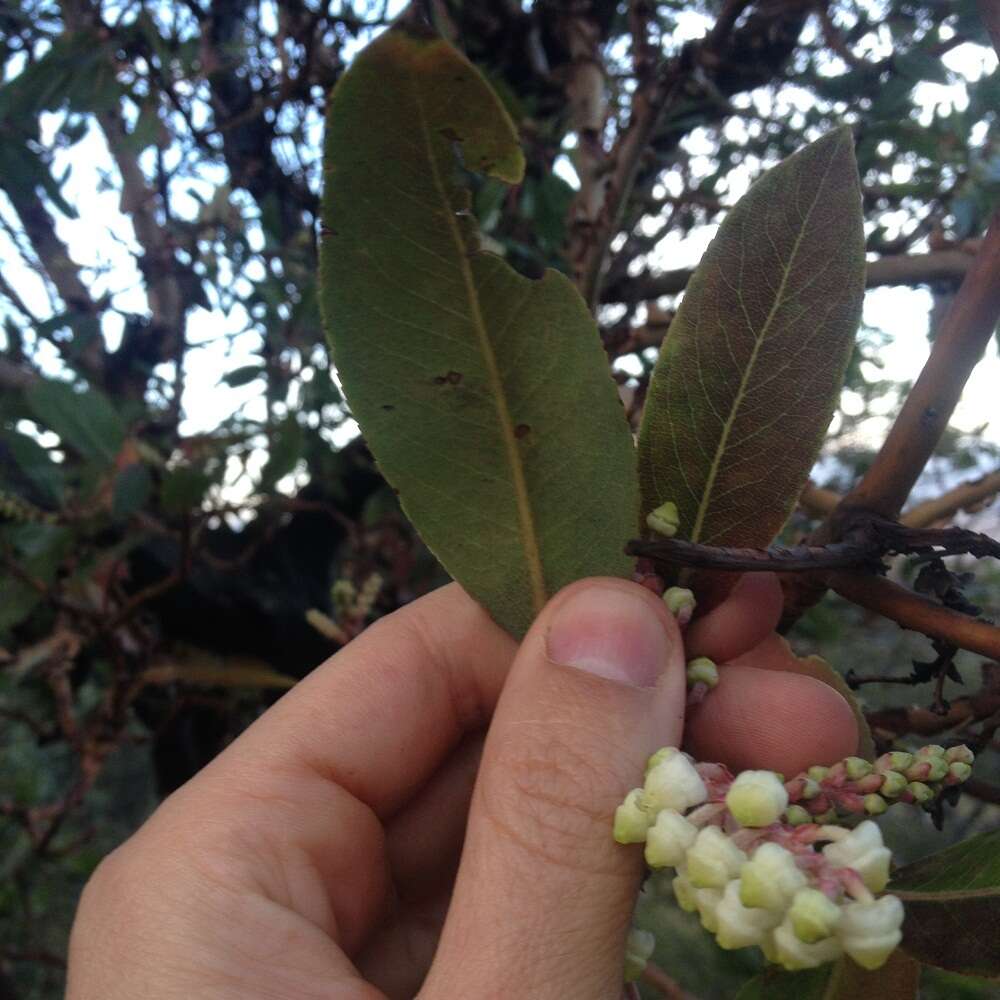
left=546, top=584, right=670, bottom=688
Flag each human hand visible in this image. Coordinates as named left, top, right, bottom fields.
left=67, top=575, right=857, bottom=999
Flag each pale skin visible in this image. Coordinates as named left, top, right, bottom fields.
left=67, top=573, right=857, bottom=999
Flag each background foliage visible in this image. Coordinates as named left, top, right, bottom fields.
left=1, top=1, right=999, bottom=997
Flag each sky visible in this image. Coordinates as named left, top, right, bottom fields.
left=1, top=8, right=997, bottom=496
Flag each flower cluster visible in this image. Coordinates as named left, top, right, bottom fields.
left=615, top=744, right=974, bottom=978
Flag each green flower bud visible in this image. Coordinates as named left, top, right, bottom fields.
left=644, top=751, right=708, bottom=813
left=715, top=880, right=782, bottom=950
left=686, top=656, right=719, bottom=689
left=948, top=761, right=973, bottom=783
left=876, top=751, right=914, bottom=773
left=645, top=746, right=679, bottom=776
left=808, top=766, right=830, bottom=782
left=694, top=886, right=724, bottom=932
left=924, top=756, right=949, bottom=781
left=672, top=871, right=698, bottom=912
left=822, top=820, right=891, bottom=893
left=726, top=770, right=789, bottom=828
left=686, top=827, right=747, bottom=889
left=879, top=770, right=908, bottom=798
left=645, top=809, right=698, bottom=869
left=945, top=745, right=974, bottom=765
left=623, top=928, right=656, bottom=982
left=800, top=778, right=822, bottom=800
left=784, top=805, right=812, bottom=826
left=810, top=808, right=837, bottom=824
left=844, top=757, right=873, bottom=780
left=788, top=888, right=842, bottom=943
left=663, top=587, right=697, bottom=620
left=739, top=843, right=807, bottom=911
left=916, top=744, right=946, bottom=759
left=863, top=793, right=887, bottom=816
left=613, top=788, right=652, bottom=844
left=837, top=895, right=904, bottom=971
left=646, top=500, right=680, bottom=537
left=907, top=781, right=934, bottom=804
left=772, top=917, right=843, bottom=970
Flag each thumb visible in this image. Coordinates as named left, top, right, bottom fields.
left=422, top=578, right=686, bottom=999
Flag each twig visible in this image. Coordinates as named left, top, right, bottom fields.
left=641, top=962, right=696, bottom=999
left=800, top=481, right=842, bottom=519
left=627, top=537, right=878, bottom=573
left=829, top=572, right=1000, bottom=661
left=964, top=778, right=1000, bottom=805
left=902, top=470, right=1000, bottom=528
left=838, top=209, right=1000, bottom=519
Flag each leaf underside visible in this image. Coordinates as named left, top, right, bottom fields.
left=320, top=28, right=638, bottom=637
left=637, top=127, right=865, bottom=549
left=891, top=830, right=1000, bottom=980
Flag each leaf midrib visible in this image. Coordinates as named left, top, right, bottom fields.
left=688, top=139, right=838, bottom=544
left=413, top=85, right=547, bottom=615
left=895, top=886, right=1000, bottom=901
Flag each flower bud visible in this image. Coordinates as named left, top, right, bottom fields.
left=879, top=770, right=908, bottom=798
left=739, top=843, right=807, bottom=911
left=694, top=886, right=724, bottom=932
left=788, top=888, right=841, bottom=943
left=945, top=745, right=974, bottom=765
left=800, top=778, right=822, bottom=800
left=844, top=757, right=873, bottom=780
left=715, top=880, right=782, bottom=949
left=663, top=587, right=696, bottom=624
left=784, top=805, right=812, bottom=826
left=672, top=870, right=698, bottom=912
left=645, top=746, right=679, bottom=775
left=772, top=917, right=843, bottom=970
left=623, top=928, right=656, bottom=982
left=686, top=656, right=719, bottom=689
left=947, top=762, right=972, bottom=783
left=686, top=827, right=747, bottom=889
left=864, top=793, right=887, bottom=816
left=645, top=809, right=698, bottom=869
left=907, top=781, right=934, bottom=804
left=875, top=751, right=913, bottom=773
left=822, top=820, right=891, bottom=893
left=644, top=751, right=708, bottom=813
left=838, top=895, right=904, bottom=970
left=916, top=744, right=946, bottom=759
left=646, top=500, right=680, bottom=537
left=808, top=766, right=830, bottom=782
left=726, top=770, right=789, bottom=828
left=613, top=788, right=652, bottom=844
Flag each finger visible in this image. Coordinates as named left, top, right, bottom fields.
left=684, top=664, right=858, bottom=774
left=685, top=572, right=784, bottom=663
left=385, top=732, right=485, bottom=900
left=424, top=578, right=686, bottom=999
left=211, top=581, right=515, bottom=818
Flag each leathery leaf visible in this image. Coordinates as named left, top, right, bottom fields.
left=321, top=28, right=638, bottom=637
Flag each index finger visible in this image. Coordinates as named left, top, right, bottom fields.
left=212, top=582, right=516, bottom=818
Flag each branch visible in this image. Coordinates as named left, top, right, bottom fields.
left=902, top=470, right=1000, bottom=528
left=829, top=572, right=1000, bottom=661
left=799, top=481, right=842, bottom=519
left=833, top=209, right=1000, bottom=519
left=602, top=248, right=976, bottom=304
left=628, top=537, right=877, bottom=573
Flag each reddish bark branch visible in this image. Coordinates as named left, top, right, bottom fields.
left=829, top=571, right=1000, bottom=660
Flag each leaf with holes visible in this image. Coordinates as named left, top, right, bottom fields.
left=637, top=128, right=865, bottom=548
left=320, top=27, right=637, bottom=637
left=891, top=829, right=1000, bottom=979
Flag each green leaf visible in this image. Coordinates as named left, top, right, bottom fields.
left=26, top=380, right=125, bottom=466
left=891, top=830, right=1000, bottom=979
left=637, top=128, right=865, bottom=548
left=112, top=463, right=152, bottom=519
left=160, top=465, right=213, bottom=514
left=320, top=28, right=638, bottom=637
left=736, top=953, right=919, bottom=999
left=0, top=429, right=64, bottom=508
left=221, top=364, right=265, bottom=388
